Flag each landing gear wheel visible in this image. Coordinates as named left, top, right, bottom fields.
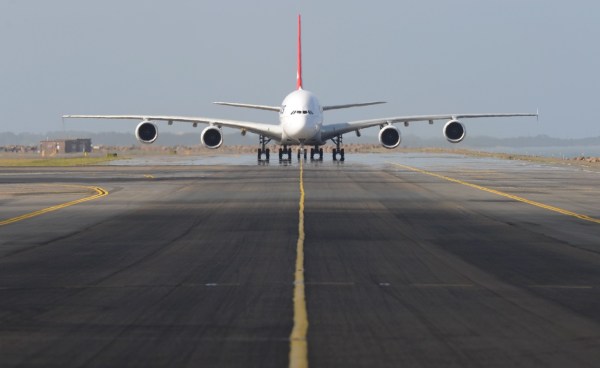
left=331, top=135, right=345, bottom=162
left=257, top=135, right=272, bottom=163
left=319, top=148, right=324, bottom=161
left=310, top=148, right=315, bottom=161
left=257, top=148, right=270, bottom=162
left=278, top=148, right=283, bottom=161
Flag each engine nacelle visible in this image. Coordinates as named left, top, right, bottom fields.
left=135, top=121, right=158, bottom=144
left=443, top=120, right=466, bottom=143
left=201, top=126, right=223, bottom=149
left=378, top=125, right=402, bottom=149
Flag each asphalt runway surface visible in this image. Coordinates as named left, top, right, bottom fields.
left=1, top=153, right=600, bottom=367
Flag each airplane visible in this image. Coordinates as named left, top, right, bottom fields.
left=63, top=15, right=537, bottom=162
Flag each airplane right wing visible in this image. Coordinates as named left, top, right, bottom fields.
left=62, top=114, right=283, bottom=141
left=212, top=102, right=281, bottom=112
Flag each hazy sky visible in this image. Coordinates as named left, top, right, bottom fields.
left=1, top=0, right=599, bottom=140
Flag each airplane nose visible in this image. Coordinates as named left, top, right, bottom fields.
left=285, top=119, right=314, bottom=139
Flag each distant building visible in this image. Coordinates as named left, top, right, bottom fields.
left=40, top=138, right=92, bottom=155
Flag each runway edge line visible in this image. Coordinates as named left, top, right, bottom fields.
left=0, top=186, right=109, bottom=227
left=289, top=160, right=309, bottom=368
left=389, top=162, right=600, bottom=225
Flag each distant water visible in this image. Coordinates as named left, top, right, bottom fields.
left=472, top=146, right=600, bottom=158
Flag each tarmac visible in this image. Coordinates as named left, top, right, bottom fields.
left=1, top=152, right=600, bottom=367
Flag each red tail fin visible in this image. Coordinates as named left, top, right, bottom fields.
left=296, top=14, right=303, bottom=90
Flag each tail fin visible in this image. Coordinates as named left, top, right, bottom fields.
left=296, top=14, right=303, bottom=90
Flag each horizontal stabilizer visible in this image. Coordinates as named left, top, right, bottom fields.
left=323, top=101, right=386, bottom=111
left=213, top=102, right=280, bottom=112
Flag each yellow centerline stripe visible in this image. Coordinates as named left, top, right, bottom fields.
left=389, top=162, right=600, bottom=225
left=0, top=186, right=109, bottom=227
left=289, top=160, right=309, bottom=368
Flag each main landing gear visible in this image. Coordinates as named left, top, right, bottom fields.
left=331, top=135, right=345, bottom=161
left=279, top=145, right=293, bottom=162
left=258, top=135, right=345, bottom=164
left=257, top=135, right=271, bottom=163
left=310, top=146, right=324, bottom=161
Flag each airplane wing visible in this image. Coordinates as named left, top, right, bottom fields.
left=320, top=113, right=537, bottom=141
left=322, top=101, right=386, bottom=111
left=212, top=102, right=281, bottom=112
left=62, top=115, right=283, bottom=141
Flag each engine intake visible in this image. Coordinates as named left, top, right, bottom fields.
left=443, top=120, right=466, bottom=143
left=201, top=126, right=223, bottom=149
left=135, top=121, right=158, bottom=144
left=378, top=125, right=401, bottom=149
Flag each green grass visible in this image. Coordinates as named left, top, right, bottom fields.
left=0, top=156, right=122, bottom=167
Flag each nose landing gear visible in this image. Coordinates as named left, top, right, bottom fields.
left=297, top=146, right=307, bottom=161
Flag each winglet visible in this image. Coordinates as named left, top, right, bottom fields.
left=296, top=14, right=303, bottom=90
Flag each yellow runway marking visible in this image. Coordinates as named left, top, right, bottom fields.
left=0, top=186, right=108, bottom=227
left=390, top=162, right=600, bottom=225
left=289, top=160, right=308, bottom=368
left=143, top=174, right=155, bottom=179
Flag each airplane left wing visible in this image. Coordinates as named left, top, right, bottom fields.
left=321, top=112, right=537, bottom=141
left=62, top=115, right=283, bottom=141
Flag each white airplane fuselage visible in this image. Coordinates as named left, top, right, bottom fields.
left=280, top=89, right=323, bottom=146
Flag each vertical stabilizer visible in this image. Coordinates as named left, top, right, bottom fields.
left=296, top=14, right=303, bottom=90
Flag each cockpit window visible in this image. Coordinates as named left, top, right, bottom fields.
left=290, top=110, right=314, bottom=115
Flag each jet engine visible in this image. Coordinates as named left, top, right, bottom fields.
left=135, top=121, right=158, bottom=144
left=201, top=126, right=223, bottom=149
left=378, top=125, right=401, bottom=149
left=443, top=120, right=466, bottom=143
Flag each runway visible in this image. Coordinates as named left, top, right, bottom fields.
left=1, top=153, right=600, bottom=367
